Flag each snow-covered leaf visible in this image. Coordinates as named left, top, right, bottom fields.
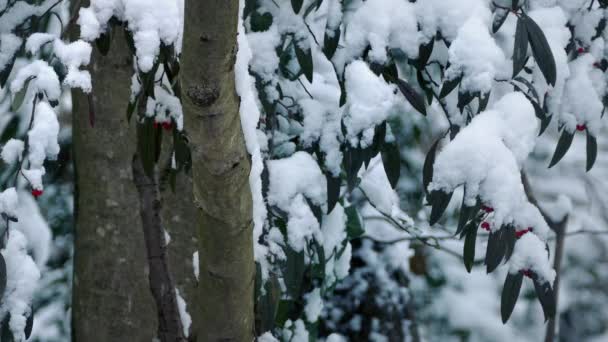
left=524, top=14, right=557, bottom=86
left=345, top=206, right=364, bottom=240
left=396, top=78, right=426, bottom=116
left=513, top=16, right=528, bottom=78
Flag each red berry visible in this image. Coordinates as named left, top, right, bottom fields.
left=31, top=189, right=43, bottom=198
left=522, top=269, right=533, bottom=278
left=482, top=205, right=494, bottom=213
left=481, top=221, right=491, bottom=231
left=516, top=227, right=534, bottom=238
left=161, top=122, right=172, bottom=130
left=577, top=47, right=585, bottom=53
left=576, top=124, right=586, bottom=131
left=154, top=122, right=160, bottom=129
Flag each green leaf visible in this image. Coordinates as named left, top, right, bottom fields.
left=250, top=11, right=273, bottom=32
left=344, top=146, right=363, bottom=191
left=533, top=277, right=556, bottom=321
left=457, top=91, right=475, bottom=113
left=428, top=190, right=453, bottom=225
left=323, top=26, right=340, bottom=59
left=174, top=130, right=192, bottom=172
left=423, top=139, right=440, bottom=195
left=439, top=74, right=462, bottom=98
left=126, top=94, right=139, bottom=123
left=463, top=222, right=478, bottom=273
left=1, top=313, right=13, bottom=342
left=243, top=0, right=258, bottom=19
left=381, top=141, right=401, bottom=188
left=501, top=272, right=524, bottom=323
left=539, top=114, right=552, bottom=136
left=24, top=308, right=33, bottom=339
left=456, top=197, right=479, bottom=237
left=295, top=43, right=313, bottom=83
left=524, top=14, right=557, bottom=86
left=0, top=57, right=15, bottom=88
left=492, top=9, right=509, bottom=34
left=291, top=0, right=304, bottom=13
left=306, top=197, right=323, bottom=225
left=396, top=78, right=426, bottom=115
left=478, top=91, right=491, bottom=112
left=284, top=247, right=305, bottom=299
left=417, top=39, right=434, bottom=68
left=345, top=206, right=364, bottom=239
left=326, top=173, right=341, bottom=214
left=513, top=16, right=529, bottom=78
left=485, top=228, right=507, bottom=273
left=586, top=132, right=597, bottom=171
left=11, top=76, right=34, bottom=112
left=548, top=129, right=574, bottom=168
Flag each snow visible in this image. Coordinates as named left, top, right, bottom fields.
left=0, top=230, right=41, bottom=341
left=343, top=61, right=398, bottom=147
left=10, top=60, right=62, bottom=101
left=79, top=0, right=182, bottom=72
left=446, top=16, right=508, bottom=94
left=192, top=251, right=199, bottom=281
left=175, top=288, right=191, bottom=337
left=0, top=188, right=19, bottom=218
left=343, top=0, right=420, bottom=63
left=304, top=288, right=323, bottom=322
left=1, top=139, right=24, bottom=164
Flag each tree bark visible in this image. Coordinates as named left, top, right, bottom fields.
left=182, top=1, right=255, bottom=341
left=71, top=11, right=157, bottom=342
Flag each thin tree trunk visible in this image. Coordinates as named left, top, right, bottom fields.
left=182, top=0, right=255, bottom=340
left=132, top=154, right=186, bottom=342
left=545, top=218, right=568, bottom=342
left=71, top=8, right=157, bottom=342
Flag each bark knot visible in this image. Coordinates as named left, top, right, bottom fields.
left=186, top=84, right=219, bottom=107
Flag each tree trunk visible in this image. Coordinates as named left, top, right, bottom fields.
left=182, top=1, right=255, bottom=340
left=71, top=13, right=157, bottom=342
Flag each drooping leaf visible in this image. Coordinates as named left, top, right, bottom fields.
left=11, top=76, right=34, bottom=112
left=422, top=139, right=440, bottom=195
left=439, top=74, right=462, bottom=98
left=463, top=222, right=478, bottom=273
left=326, top=173, right=341, bottom=214
left=396, top=78, right=426, bottom=115
left=548, top=129, right=574, bottom=168
left=586, top=132, right=597, bottom=171
left=457, top=91, right=475, bottom=113
left=295, top=43, right=313, bottom=83
left=492, top=9, right=509, bottom=33
left=456, top=198, right=480, bottom=237
left=513, top=17, right=529, bottom=78
left=478, top=91, right=491, bottom=112
left=283, top=247, right=305, bottom=299
left=24, top=308, right=34, bottom=339
left=381, top=142, right=401, bottom=188
left=291, top=0, right=304, bottom=13
left=524, top=14, right=557, bottom=86
left=250, top=11, right=273, bottom=32
left=323, top=26, right=341, bottom=60
left=428, top=190, right=453, bottom=225
left=0, top=57, right=15, bottom=88
left=539, top=114, right=552, bottom=136
left=345, top=206, right=365, bottom=239
left=533, top=277, right=556, bottom=321
left=1, top=313, right=13, bottom=342
left=501, top=271, right=524, bottom=323
left=417, top=39, right=434, bottom=68
left=485, top=228, right=507, bottom=273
